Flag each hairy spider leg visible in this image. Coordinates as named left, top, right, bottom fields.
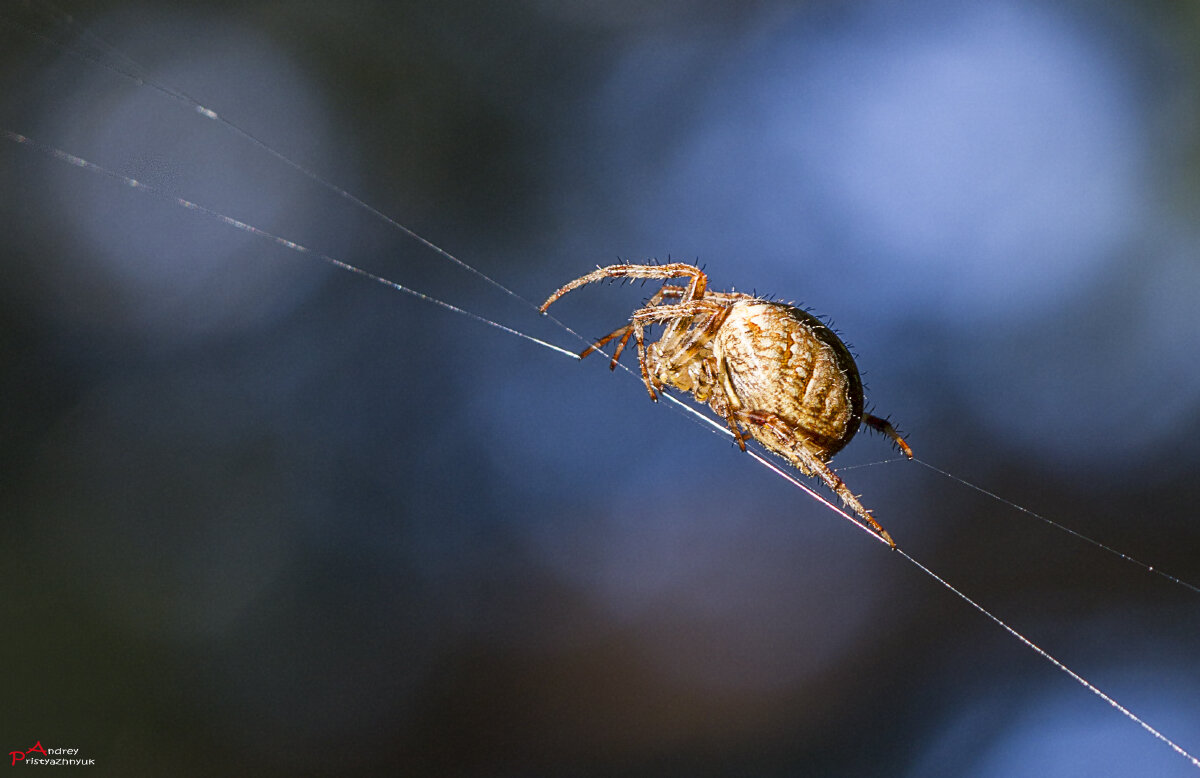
left=542, top=265, right=713, bottom=386
left=630, top=299, right=732, bottom=401
left=579, top=284, right=689, bottom=366
left=637, top=296, right=757, bottom=448
left=539, top=263, right=710, bottom=314
left=545, top=261, right=756, bottom=366
left=642, top=299, right=738, bottom=374
left=862, top=413, right=914, bottom=459
left=737, top=409, right=896, bottom=547
left=582, top=288, right=759, bottom=367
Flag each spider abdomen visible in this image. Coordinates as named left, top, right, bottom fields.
left=713, top=301, right=864, bottom=459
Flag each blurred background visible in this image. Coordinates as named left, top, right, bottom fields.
left=3, top=0, right=1200, bottom=775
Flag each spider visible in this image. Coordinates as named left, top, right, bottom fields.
left=540, top=262, right=912, bottom=548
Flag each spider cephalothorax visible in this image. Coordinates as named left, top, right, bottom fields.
left=541, top=262, right=911, bottom=547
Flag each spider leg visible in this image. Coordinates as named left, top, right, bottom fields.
left=671, top=307, right=743, bottom=450
left=608, top=328, right=635, bottom=368
left=610, top=285, right=686, bottom=369
left=631, top=317, right=659, bottom=401
left=629, top=299, right=730, bottom=397
left=635, top=298, right=730, bottom=360
left=713, top=402, right=751, bottom=452
left=579, top=324, right=632, bottom=362
left=632, top=300, right=731, bottom=365
left=629, top=299, right=729, bottom=327
left=579, top=285, right=688, bottom=367
left=862, top=413, right=914, bottom=459
left=540, top=263, right=709, bottom=312
left=736, top=408, right=897, bottom=548
left=624, top=299, right=731, bottom=402
left=646, top=288, right=754, bottom=347
left=646, top=285, right=688, bottom=302
left=697, top=290, right=757, bottom=304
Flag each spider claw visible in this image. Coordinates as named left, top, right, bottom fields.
left=859, top=508, right=897, bottom=548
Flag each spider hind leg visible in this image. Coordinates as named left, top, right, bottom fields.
left=736, top=408, right=897, bottom=548
left=862, top=413, right=914, bottom=459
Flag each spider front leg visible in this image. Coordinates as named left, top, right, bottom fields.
left=579, top=285, right=688, bottom=367
left=540, top=263, right=710, bottom=313
left=579, top=287, right=755, bottom=368
left=736, top=409, right=897, bottom=548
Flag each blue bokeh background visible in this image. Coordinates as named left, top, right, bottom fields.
left=3, top=1, right=1200, bottom=775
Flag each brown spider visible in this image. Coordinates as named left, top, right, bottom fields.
left=540, top=262, right=912, bottom=548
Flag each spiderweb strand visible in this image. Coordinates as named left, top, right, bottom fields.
left=638, top=384, right=1200, bottom=769
left=899, top=548, right=1200, bottom=770
left=826, top=455, right=1200, bottom=596
left=832, top=456, right=910, bottom=473
left=7, top=13, right=1200, bottom=769
left=913, top=458, right=1200, bottom=595
left=657, top=392, right=892, bottom=546
left=2, top=131, right=579, bottom=361
left=0, top=5, right=589, bottom=343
